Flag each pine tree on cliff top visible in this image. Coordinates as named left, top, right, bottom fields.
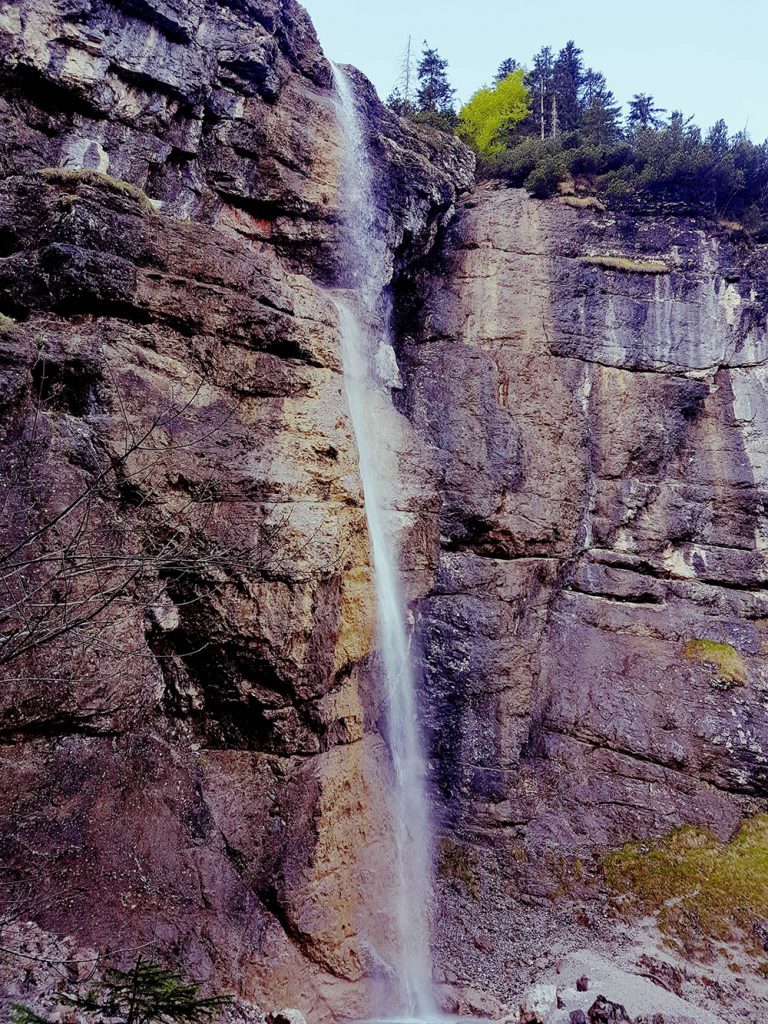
left=628, top=92, right=666, bottom=129
left=580, top=69, right=622, bottom=145
left=552, top=40, right=584, bottom=133
left=416, top=42, right=456, bottom=114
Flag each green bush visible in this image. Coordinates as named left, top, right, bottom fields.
left=411, top=109, right=458, bottom=133
left=12, top=956, right=230, bottom=1024
left=481, top=136, right=563, bottom=184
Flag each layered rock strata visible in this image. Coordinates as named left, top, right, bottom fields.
left=2, top=0, right=768, bottom=1021
left=0, top=0, right=471, bottom=1017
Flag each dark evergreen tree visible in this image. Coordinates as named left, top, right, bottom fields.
left=731, top=131, right=768, bottom=202
left=416, top=42, right=456, bottom=114
left=530, top=46, right=554, bottom=139
left=580, top=70, right=622, bottom=145
left=552, top=40, right=584, bottom=133
left=580, top=68, right=605, bottom=106
left=12, top=958, right=230, bottom=1024
left=70, top=959, right=229, bottom=1024
left=706, top=118, right=730, bottom=157
left=627, top=93, right=666, bottom=129
left=386, top=86, right=412, bottom=117
left=495, top=57, right=519, bottom=83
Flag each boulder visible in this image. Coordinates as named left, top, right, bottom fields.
left=519, top=983, right=558, bottom=1023
left=268, top=1011, right=307, bottom=1024
left=588, top=995, right=632, bottom=1023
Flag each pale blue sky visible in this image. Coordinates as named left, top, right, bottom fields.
left=303, top=0, right=768, bottom=141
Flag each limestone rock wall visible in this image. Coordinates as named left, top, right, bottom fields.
left=4, top=0, right=768, bottom=1019
left=0, top=1, right=472, bottom=1018
left=399, top=179, right=768, bottom=879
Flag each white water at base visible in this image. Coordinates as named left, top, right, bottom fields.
left=331, top=64, right=436, bottom=1019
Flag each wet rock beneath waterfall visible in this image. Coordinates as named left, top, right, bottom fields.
left=438, top=983, right=508, bottom=1019
left=577, top=977, right=590, bottom=992
left=570, top=1013, right=588, bottom=1024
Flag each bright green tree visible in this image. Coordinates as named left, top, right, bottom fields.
left=458, top=68, right=531, bottom=157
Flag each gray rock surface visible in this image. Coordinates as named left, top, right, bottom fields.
left=0, top=1, right=471, bottom=1019
left=401, top=184, right=768, bottom=846
left=2, top=2, right=768, bottom=1024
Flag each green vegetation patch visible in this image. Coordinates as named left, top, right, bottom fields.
left=582, top=255, right=669, bottom=274
left=39, top=167, right=156, bottom=214
left=438, top=837, right=480, bottom=898
left=604, top=816, right=768, bottom=957
left=684, top=638, right=746, bottom=685
left=458, top=68, right=530, bottom=157
left=11, top=956, right=230, bottom=1024
left=387, top=37, right=768, bottom=237
left=0, top=313, right=20, bottom=336
left=561, top=195, right=607, bottom=212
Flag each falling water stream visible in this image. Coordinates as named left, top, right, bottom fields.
left=331, top=65, right=437, bottom=1020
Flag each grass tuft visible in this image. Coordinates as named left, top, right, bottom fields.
left=684, top=638, right=746, bottom=685
left=582, top=255, right=670, bottom=274
left=38, top=168, right=156, bottom=214
left=0, top=313, right=20, bottom=336
left=604, top=816, right=768, bottom=957
left=717, top=217, right=744, bottom=233
left=561, top=195, right=607, bottom=212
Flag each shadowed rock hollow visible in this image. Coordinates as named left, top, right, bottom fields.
left=1, top=2, right=768, bottom=1023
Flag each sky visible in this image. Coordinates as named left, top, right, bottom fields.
left=302, top=0, right=768, bottom=141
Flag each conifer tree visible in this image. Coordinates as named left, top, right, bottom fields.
left=12, top=958, right=230, bottom=1024
left=706, top=118, right=730, bottom=156
left=552, top=40, right=584, bottom=133
left=495, top=57, right=519, bottom=83
left=416, top=42, right=456, bottom=114
left=627, top=93, right=666, bottom=129
left=580, top=70, right=622, bottom=145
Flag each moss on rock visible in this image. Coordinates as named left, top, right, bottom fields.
left=604, top=816, right=768, bottom=957
left=684, top=638, right=746, bottom=685
left=38, top=168, right=157, bottom=214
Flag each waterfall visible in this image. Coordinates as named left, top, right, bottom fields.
left=331, top=64, right=437, bottom=1020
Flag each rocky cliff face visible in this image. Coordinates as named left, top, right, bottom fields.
left=398, top=185, right=768, bottom=1019
left=403, top=184, right=768, bottom=841
left=2, top=2, right=768, bottom=1022
left=0, top=1, right=471, bottom=1018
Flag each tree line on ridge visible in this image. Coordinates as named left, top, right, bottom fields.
left=386, top=39, right=768, bottom=235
